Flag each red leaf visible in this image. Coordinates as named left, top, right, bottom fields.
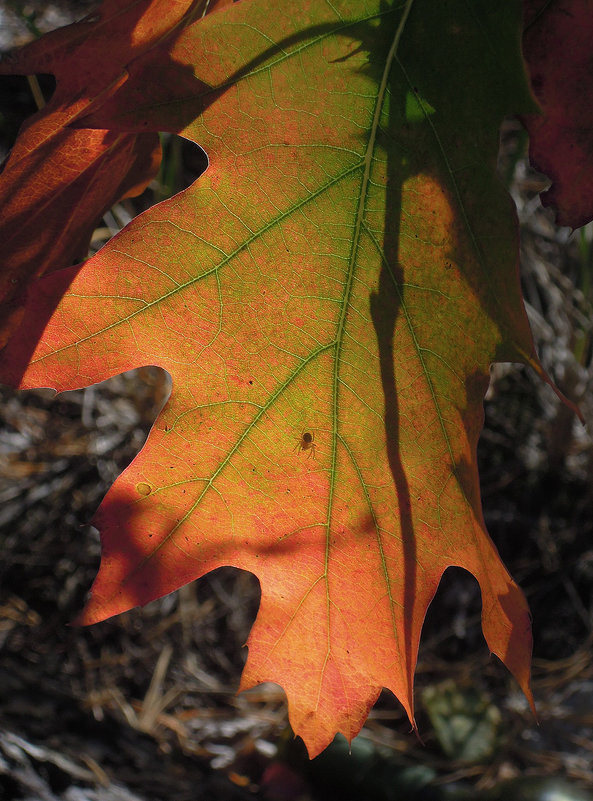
left=522, top=0, right=593, bottom=228
left=0, top=0, right=219, bottom=346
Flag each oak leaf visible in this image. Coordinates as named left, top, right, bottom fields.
left=0, top=0, right=550, bottom=756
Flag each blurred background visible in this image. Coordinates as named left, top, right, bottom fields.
left=1, top=2, right=592, bottom=799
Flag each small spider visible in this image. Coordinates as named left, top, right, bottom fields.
left=295, top=430, right=316, bottom=459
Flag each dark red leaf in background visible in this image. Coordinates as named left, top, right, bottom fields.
left=522, top=0, right=593, bottom=228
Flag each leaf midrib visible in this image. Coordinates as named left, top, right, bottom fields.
left=319, top=0, right=416, bottom=698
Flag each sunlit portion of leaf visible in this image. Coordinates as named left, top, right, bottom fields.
left=0, top=0, right=540, bottom=756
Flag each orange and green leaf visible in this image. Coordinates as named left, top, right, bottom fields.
left=0, top=0, right=543, bottom=756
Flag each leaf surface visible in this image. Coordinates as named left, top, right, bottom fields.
left=522, top=0, right=593, bottom=227
left=0, top=0, right=227, bottom=345
left=0, top=0, right=540, bottom=756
